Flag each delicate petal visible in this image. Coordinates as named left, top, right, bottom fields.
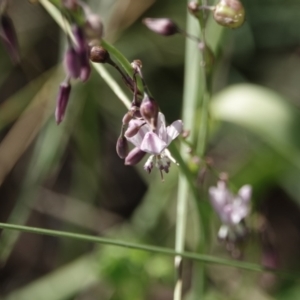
left=156, top=112, right=167, bottom=141
left=125, top=147, right=146, bottom=165
left=163, top=148, right=178, bottom=165
left=238, top=185, right=252, bottom=203
left=218, top=225, right=229, bottom=240
left=140, top=132, right=167, bottom=154
left=127, top=121, right=150, bottom=147
left=125, top=119, right=146, bottom=138
left=166, top=120, right=183, bottom=145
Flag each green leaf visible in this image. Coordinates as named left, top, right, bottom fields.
left=211, top=83, right=300, bottom=170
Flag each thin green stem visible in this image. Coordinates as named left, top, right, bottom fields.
left=0, top=221, right=298, bottom=279
left=174, top=5, right=202, bottom=300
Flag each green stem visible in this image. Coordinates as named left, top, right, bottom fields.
left=0, top=221, right=298, bottom=279
left=174, top=5, right=202, bottom=300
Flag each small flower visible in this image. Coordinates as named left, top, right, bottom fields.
left=143, top=18, right=179, bottom=36
left=125, top=112, right=183, bottom=177
left=209, top=180, right=252, bottom=241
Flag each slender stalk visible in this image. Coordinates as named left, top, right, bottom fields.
left=0, top=221, right=298, bottom=279
left=174, top=5, right=202, bottom=300
left=191, top=0, right=214, bottom=298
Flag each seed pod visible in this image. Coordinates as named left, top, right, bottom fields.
left=0, top=14, right=19, bottom=63
left=89, top=46, right=110, bottom=63
left=140, top=94, right=159, bottom=130
left=55, top=82, right=72, bottom=124
left=213, top=0, right=245, bottom=29
left=125, top=147, right=146, bottom=165
left=142, top=18, right=179, bottom=36
left=116, top=135, right=128, bottom=159
left=64, top=46, right=81, bottom=78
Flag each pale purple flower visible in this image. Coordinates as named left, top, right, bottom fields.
left=209, top=181, right=252, bottom=240
left=125, top=112, right=183, bottom=176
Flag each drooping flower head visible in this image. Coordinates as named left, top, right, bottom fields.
left=124, top=112, right=183, bottom=178
left=209, top=180, right=252, bottom=241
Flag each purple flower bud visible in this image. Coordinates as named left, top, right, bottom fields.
left=62, top=0, right=79, bottom=10
left=125, top=119, right=145, bottom=138
left=125, top=147, right=146, bottom=165
left=55, top=82, right=71, bottom=124
left=116, top=135, right=128, bottom=159
left=0, top=14, right=19, bottom=63
left=188, top=1, right=200, bottom=17
left=140, top=94, right=159, bottom=130
left=143, top=18, right=179, bottom=36
left=72, top=25, right=86, bottom=52
left=122, top=111, right=133, bottom=125
left=89, top=46, right=110, bottom=63
left=64, top=46, right=81, bottom=78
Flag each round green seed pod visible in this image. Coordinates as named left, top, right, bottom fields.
left=213, top=0, right=245, bottom=29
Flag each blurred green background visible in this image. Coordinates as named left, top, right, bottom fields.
left=1, top=0, right=300, bottom=299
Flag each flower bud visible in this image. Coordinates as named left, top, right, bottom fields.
left=64, top=46, right=81, bottom=78
left=72, top=25, right=86, bottom=51
left=125, top=147, right=146, bottom=165
left=140, top=94, right=159, bottom=130
left=55, top=82, right=71, bottom=124
left=89, top=46, right=110, bottom=63
left=188, top=1, right=200, bottom=17
left=116, top=135, right=128, bottom=159
left=122, top=111, right=133, bottom=125
left=213, top=0, right=245, bottom=29
left=0, top=14, right=19, bottom=63
left=62, top=0, right=79, bottom=10
left=142, top=18, right=179, bottom=36
left=84, top=14, right=104, bottom=40
left=125, top=120, right=145, bottom=138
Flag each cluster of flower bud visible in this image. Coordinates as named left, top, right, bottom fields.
left=55, top=0, right=104, bottom=125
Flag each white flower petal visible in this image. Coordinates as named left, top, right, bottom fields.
left=166, top=120, right=183, bottom=145
left=238, top=185, right=252, bottom=203
left=156, top=112, right=167, bottom=141
left=127, top=122, right=149, bottom=147
left=140, top=132, right=167, bottom=154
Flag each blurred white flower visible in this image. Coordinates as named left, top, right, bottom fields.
left=209, top=181, right=252, bottom=240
